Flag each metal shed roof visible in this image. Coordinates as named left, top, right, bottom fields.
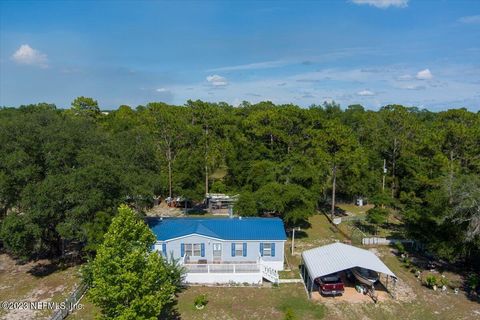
left=147, top=217, right=287, bottom=241
left=302, top=242, right=396, bottom=280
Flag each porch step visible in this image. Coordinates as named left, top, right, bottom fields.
left=261, top=264, right=279, bottom=284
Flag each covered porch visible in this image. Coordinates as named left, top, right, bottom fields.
left=179, top=255, right=279, bottom=284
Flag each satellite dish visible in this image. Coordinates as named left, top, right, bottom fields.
left=333, top=217, right=342, bottom=225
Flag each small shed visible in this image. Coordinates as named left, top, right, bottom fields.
left=301, top=242, right=397, bottom=299
left=205, top=193, right=239, bottom=214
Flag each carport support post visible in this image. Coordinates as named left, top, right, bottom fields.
left=302, top=261, right=306, bottom=282
left=308, top=276, right=313, bottom=298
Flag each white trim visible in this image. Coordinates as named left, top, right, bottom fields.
left=185, top=272, right=262, bottom=284
left=262, top=260, right=284, bottom=271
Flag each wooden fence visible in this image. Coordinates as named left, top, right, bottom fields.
left=49, top=283, right=88, bottom=320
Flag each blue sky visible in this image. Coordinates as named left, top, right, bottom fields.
left=1, top=0, right=479, bottom=111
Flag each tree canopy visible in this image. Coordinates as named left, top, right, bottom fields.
left=0, top=98, right=479, bottom=268
left=87, top=205, right=182, bottom=319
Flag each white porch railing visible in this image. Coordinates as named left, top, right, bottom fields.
left=183, top=263, right=261, bottom=274
left=258, top=254, right=279, bottom=284
left=178, top=253, right=279, bottom=283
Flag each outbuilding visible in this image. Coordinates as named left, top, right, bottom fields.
left=301, top=242, right=397, bottom=300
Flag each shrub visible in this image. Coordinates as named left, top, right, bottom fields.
left=439, top=275, right=449, bottom=287
left=467, top=274, right=479, bottom=291
left=401, top=257, right=412, bottom=268
left=394, top=241, right=406, bottom=255
left=194, top=294, right=208, bottom=308
left=425, top=275, right=438, bottom=288
left=284, top=308, right=296, bottom=320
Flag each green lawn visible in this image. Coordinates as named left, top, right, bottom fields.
left=337, top=203, right=373, bottom=216
left=176, top=284, right=324, bottom=320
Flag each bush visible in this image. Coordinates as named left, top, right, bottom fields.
left=467, top=274, right=479, bottom=291
left=284, top=308, right=296, bottom=320
left=439, top=275, right=449, bottom=287
left=394, top=241, right=405, bottom=255
left=425, top=275, right=438, bottom=288
left=194, top=294, right=208, bottom=308
left=401, top=256, right=411, bottom=268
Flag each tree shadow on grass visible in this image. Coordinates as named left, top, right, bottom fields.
left=291, top=230, right=309, bottom=239
left=28, top=254, right=85, bottom=277
left=353, top=220, right=376, bottom=235
left=159, top=299, right=182, bottom=320
left=285, top=219, right=311, bottom=239
left=317, top=203, right=347, bottom=217
left=28, top=261, right=61, bottom=277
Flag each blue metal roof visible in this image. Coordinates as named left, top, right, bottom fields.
left=147, top=217, right=287, bottom=241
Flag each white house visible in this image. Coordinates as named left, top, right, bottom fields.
left=148, top=217, right=287, bottom=284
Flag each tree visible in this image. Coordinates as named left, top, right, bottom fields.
left=449, top=175, right=480, bottom=242
left=234, top=191, right=258, bottom=216
left=377, top=105, right=418, bottom=198
left=255, top=182, right=315, bottom=225
left=0, top=213, right=38, bottom=260
left=147, top=103, right=190, bottom=199
left=88, top=205, right=182, bottom=319
left=318, top=120, right=361, bottom=219
left=366, top=207, right=389, bottom=235
left=69, top=96, right=101, bottom=118
left=187, top=100, right=233, bottom=195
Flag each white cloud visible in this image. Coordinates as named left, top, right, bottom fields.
left=398, top=84, right=426, bottom=90
left=156, top=88, right=168, bottom=92
left=206, top=74, right=228, bottom=87
left=357, top=89, right=375, bottom=96
left=458, top=15, right=480, bottom=24
left=351, top=0, right=408, bottom=9
left=11, top=44, right=48, bottom=68
left=397, top=74, right=413, bottom=81
left=416, top=69, right=433, bottom=80
left=208, top=60, right=287, bottom=72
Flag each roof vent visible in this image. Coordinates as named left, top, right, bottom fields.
left=238, top=216, right=242, bottom=220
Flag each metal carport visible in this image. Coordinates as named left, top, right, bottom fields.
left=301, top=242, right=397, bottom=299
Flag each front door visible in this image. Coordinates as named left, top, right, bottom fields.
left=213, top=243, right=222, bottom=262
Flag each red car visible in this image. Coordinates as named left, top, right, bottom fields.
left=315, top=273, right=345, bottom=296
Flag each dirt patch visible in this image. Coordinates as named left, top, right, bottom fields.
left=0, top=254, right=79, bottom=320
left=145, top=202, right=185, bottom=217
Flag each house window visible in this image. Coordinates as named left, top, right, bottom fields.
left=234, top=243, right=243, bottom=256
left=184, top=243, right=202, bottom=256
left=263, top=243, right=272, bottom=257
left=213, top=243, right=222, bottom=258
left=194, top=244, right=201, bottom=256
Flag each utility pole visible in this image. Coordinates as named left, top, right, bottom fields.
left=382, top=159, right=387, bottom=209
left=331, top=163, right=337, bottom=220
left=382, top=159, right=387, bottom=193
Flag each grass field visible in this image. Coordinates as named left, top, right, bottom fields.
left=175, top=284, right=324, bottom=320
left=4, top=204, right=480, bottom=320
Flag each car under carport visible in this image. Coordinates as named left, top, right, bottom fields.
left=300, top=242, right=397, bottom=301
